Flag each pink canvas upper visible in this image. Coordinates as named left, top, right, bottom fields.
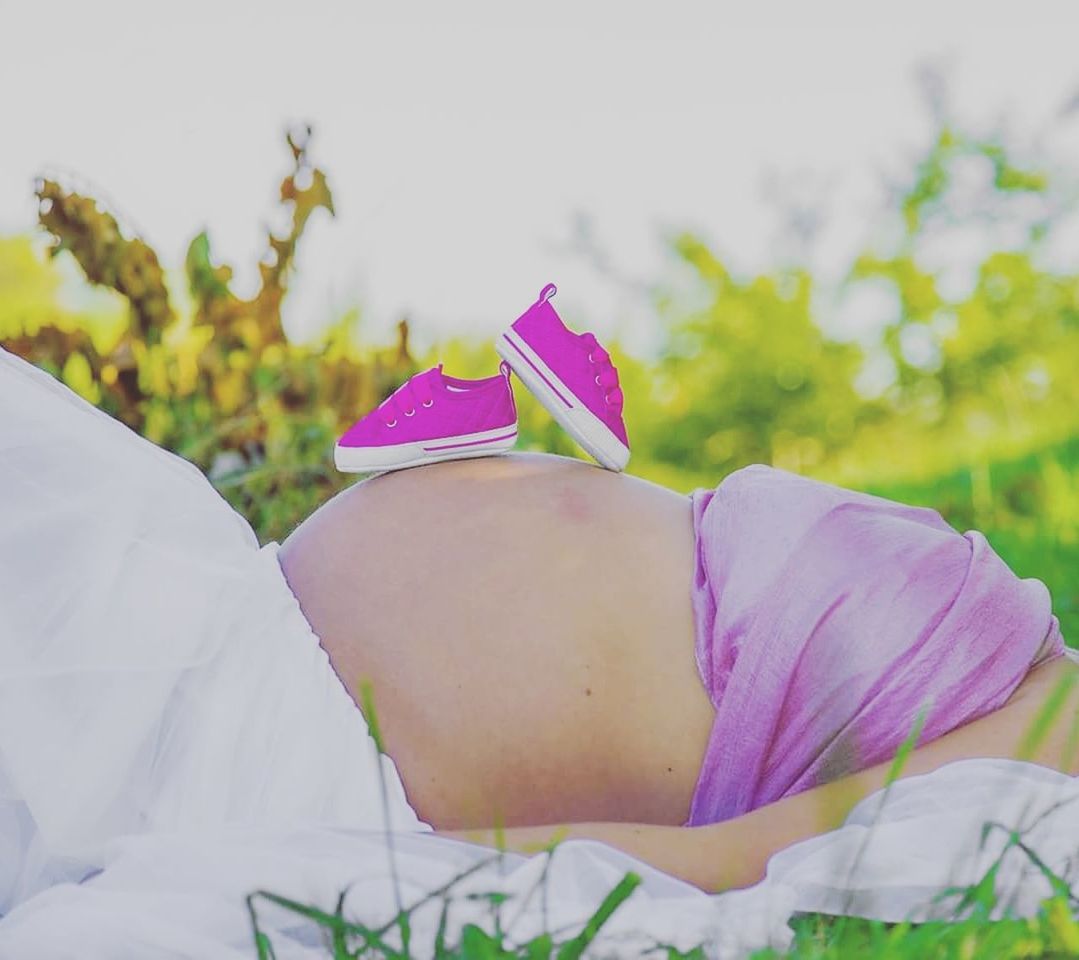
left=509, top=284, right=629, bottom=447
left=338, top=363, right=516, bottom=448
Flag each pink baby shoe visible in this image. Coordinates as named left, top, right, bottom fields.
left=334, top=362, right=518, bottom=473
left=496, top=283, right=630, bottom=471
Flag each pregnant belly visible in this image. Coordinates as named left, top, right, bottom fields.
left=278, top=453, right=714, bottom=829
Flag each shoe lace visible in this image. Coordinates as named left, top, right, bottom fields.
left=581, top=333, right=623, bottom=415
left=378, top=376, right=434, bottom=427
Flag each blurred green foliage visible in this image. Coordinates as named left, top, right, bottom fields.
left=1, top=129, right=415, bottom=542
left=1, top=120, right=1076, bottom=638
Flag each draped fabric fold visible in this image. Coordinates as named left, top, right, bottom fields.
left=686, top=464, right=1063, bottom=826
left=0, top=346, right=427, bottom=915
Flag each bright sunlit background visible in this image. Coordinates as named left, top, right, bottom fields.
left=3, top=0, right=1079, bottom=351
left=2, top=0, right=1078, bottom=638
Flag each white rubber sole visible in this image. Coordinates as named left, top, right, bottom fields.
left=496, top=329, right=630, bottom=472
left=334, top=425, right=518, bottom=474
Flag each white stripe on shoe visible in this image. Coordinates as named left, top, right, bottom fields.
left=496, top=330, right=629, bottom=472
left=334, top=425, right=518, bottom=473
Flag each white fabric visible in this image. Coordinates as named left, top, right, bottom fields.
left=0, top=760, right=1075, bottom=958
left=2, top=345, right=1078, bottom=957
left=0, top=346, right=428, bottom=915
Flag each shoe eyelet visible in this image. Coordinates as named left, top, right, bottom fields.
left=404, top=409, right=416, bottom=417
left=386, top=419, right=398, bottom=428
left=594, top=375, right=602, bottom=386
left=422, top=399, right=434, bottom=408
left=587, top=353, right=594, bottom=364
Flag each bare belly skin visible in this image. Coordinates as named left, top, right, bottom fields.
left=278, top=453, right=716, bottom=830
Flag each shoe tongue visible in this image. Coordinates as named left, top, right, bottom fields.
left=420, top=364, right=446, bottom=396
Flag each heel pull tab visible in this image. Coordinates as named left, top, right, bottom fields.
left=536, top=283, right=557, bottom=304
left=499, top=359, right=513, bottom=382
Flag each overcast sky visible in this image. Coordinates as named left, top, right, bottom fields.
left=2, top=0, right=1078, bottom=355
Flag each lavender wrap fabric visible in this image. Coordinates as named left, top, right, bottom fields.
left=685, top=464, right=1064, bottom=827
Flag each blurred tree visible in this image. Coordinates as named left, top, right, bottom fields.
left=2, top=108, right=1077, bottom=594
left=638, top=121, right=1079, bottom=489
left=850, top=126, right=1079, bottom=473
left=1, top=127, right=414, bottom=541
left=646, top=240, right=869, bottom=477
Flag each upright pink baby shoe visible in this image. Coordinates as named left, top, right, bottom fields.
left=496, top=283, right=630, bottom=471
left=334, top=362, right=518, bottom=473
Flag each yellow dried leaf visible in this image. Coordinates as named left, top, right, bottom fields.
left=212, top=370, right=246, bottom=416
left=61, top=352, right=100, bottom=404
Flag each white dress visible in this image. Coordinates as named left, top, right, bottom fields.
left=0, top=345, right=427, bottom=915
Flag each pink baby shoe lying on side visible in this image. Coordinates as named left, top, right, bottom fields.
left=334, top=362, right=518, bottom=473
left=495, top=283, right=630, bottom=471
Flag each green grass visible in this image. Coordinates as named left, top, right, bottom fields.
left=247, top=863, right=706, bottom=959
left=245, top=845, right=1079, bottom=959
left=772, top=900, right=1079, bottom=960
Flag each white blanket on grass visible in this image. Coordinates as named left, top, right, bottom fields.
left=0, top=758, right=1076, bottom=959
